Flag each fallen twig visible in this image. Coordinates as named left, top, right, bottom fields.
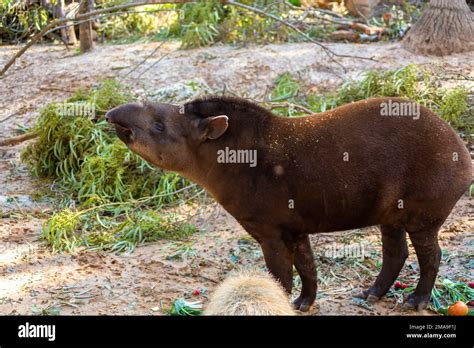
left=0, top=132, right=37, bottom=147
left=0, top=113, right=18, bottom=124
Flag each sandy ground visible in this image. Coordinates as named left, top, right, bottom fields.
left=0, top=40, right=472, bottom=315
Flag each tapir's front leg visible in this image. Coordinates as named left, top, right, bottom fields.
left=260, top=237, right=295, bottom=294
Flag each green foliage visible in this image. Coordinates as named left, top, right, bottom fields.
left=219, top=2, right=289, bottom=45
left=430, top=279, right=474, bottom=316
left=269, top=72, right=300, bottom=102
left=438, top=88, right=470, bottom=131
left=167, top=0, right=290, bottom=48
left=165, top=242, right=196, bottom=261
left=168, top=0, right=223, bottom=48
left=23, top=80, right=200, bottom=253
left=169, top=298, right=203, bottom=316
left=22, top=80, right=133, bottom=180
left=31, top=304, right=61, bottom=316
left=43, top=204, right=198, bottom=253
left=0, top=0, right=49, bottom=43
left=97, top=4, right=177, bottom=43
left=268, top=65, right=472, bottom=138
left=1, top=0, right=425, bottom=46
left=336, top=65, right=419, bottom=103
left=43, top=208, right=81, bottom=253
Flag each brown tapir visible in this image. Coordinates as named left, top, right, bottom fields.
left=105, top=96, right=472, bottom=312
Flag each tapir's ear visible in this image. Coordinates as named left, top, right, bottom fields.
left=197, top=115, right=229, bottom=140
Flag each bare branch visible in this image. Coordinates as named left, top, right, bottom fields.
left=123, top=40, right=169, bottom=78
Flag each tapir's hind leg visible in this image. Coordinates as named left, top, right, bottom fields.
left=293, top=235, right=317, bottom=312
left=356, top=225, right=408, bottom=302
left=402, top=226, right=441, bottom=311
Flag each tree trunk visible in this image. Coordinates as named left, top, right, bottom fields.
left=56, top=0, right=77, bottom=45
left=41, top=0, right=77, bottom=44
left=79, top=0, right=94, bottom=53
left=402, top=0, right=474, bottom=56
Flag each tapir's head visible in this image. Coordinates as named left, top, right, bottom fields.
left=105, top=101, right=229, bottom=172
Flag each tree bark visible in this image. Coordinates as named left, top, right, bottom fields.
left=56, top=0, right=77, bottom=45
left=40, top=0, right=77, bottom=44
left=79, top=0, right=95, bottom=53
left=402, top=0, right=474, bottom=56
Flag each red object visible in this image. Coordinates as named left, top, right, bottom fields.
left=468, top=282, right=474, bottom=289
left=394, top=281, right=408, bottom=290
left=468, top=301, right=474, bottom=306
left=192, top=289, right=201, bottom=296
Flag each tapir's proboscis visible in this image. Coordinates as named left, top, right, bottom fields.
left=105, top=96, right=472, bottom=312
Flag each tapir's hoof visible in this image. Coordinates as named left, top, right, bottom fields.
left=293, top=295, right=315, bottom=312
left=366, top=294, right=381, bottom=304
left=402, top=293, right=429, bottom=311
left=355, top=289, right=381, bottom=303
left=354, top=290, right=369, bottom=299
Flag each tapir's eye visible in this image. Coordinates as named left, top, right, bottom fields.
left=153, top=122, right=165, bottom=132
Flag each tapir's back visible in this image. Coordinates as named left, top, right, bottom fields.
left=264, top=97, right=471, bottom=232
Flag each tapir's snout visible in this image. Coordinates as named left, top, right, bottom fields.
left=105, top=103, right=144, bottom=126
left=104, top=110, right=113, bottom=123
left=106, top=103, right=144, bottom=144
left=105, top=105, right=124, bottom=124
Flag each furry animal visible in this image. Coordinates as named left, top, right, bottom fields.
left=204, top=269, right=296, bottom=315
left=106, top=96, right=472, bottom=312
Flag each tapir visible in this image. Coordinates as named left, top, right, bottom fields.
left=106, top=96, right=472, bottom=312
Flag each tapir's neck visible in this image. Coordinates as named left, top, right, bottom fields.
left=180, top=104, right=274, bottom=205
